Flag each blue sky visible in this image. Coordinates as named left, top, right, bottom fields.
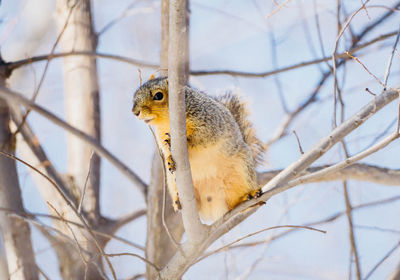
left=0, top=0, right=399, bottom=279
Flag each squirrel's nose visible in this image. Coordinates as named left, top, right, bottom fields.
left=132, top=106, right=140, bottom=117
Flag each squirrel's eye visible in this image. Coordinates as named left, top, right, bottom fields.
left=153, top=92, right=164, bottom=101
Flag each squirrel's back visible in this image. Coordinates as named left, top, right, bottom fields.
left=214, top=92, right=267, bottom=166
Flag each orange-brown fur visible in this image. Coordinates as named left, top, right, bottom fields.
left=132, top=77, right=265, bottom=222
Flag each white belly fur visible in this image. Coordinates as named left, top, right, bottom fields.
left=189, top=142, right=230, bottom=222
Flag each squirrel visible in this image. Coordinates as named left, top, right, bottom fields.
left=132, top=76, right=266, bottom=222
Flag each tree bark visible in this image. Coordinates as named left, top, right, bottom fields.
left=30, top=0, right=104, bottom=278
left=145, top=1, right=186, bottom=278
left=56, top=0, right=101, bottom=223
left=0, top=79, right=38, bottom=279
left=145, top=154, right=184, bottom=279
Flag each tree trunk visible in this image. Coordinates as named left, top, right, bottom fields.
left=0, top=78, right=38, bottom=280
left=56, top=0, right=101, bottom=223
left=32, top=0, right=104, bottom=278
left=145, top=154, right=184, bottom=279
left=145, top=0, right=190, bottom=277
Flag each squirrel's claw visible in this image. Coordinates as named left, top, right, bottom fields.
left=164, top=133, right=171, bottom=148
left=245, top=189, right=263, bottom=201
left=167, top=155, right=176, bottom=173
left=173, top=198, right=182, bottom=211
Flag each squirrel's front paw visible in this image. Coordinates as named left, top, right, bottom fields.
left=167, top=155, right=176, bottom=173
left=164, top=133, right=171, bottom=149
left=245, top=189, right=263, bottom=201
left=173, top=198, right=182, bottom=211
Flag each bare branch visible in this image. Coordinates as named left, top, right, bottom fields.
left=106, top=253, right=160, bottom=272
left=343, top=181, right=362, bottom=280
left=159, top=86, right=399, bottom=279
left=292, top=130, right=304, bottom=154
left=0, top=85, right=148, bottom=196
left=290, top=132, right=399, bottom=187
left=0, top=98, right=38, bottom=279
left=98, top=1, right=159, bottom=36
left=257, top=165, right=400, bottom=192
left=365, top=242, right=400, bottom=280
left=9, top=105, right=74, bottom=202
left=2, top=31, right=396, bottom=80
left=259, top=88, right=399, bottom=196
left=78, top=151, right=95, bottom=214
left=101, top=208, right=146, bottom=236
left=197, top=225, right=325, bottom=263
left=202, top=195, right=400, bottom=257
left=13, top=0, right=78, bottom=134
left=0, top=151, right=117, bottom=279
left=3, top=208, right=145, bottom=251
left=168, top=0, right=207, bottom=241
left=47, top=202, right=88, bottom=266
left=191, top=31, right=397, bottom=78
left=383, top=26, right=400, bottom=88
left=345, top=51, right=384, bottom=86
left=7, top=51, right=158, bottom=72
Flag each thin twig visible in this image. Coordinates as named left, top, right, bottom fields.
left=0, top=151, right=118, bottom=279
left=148, top=126, right=182, bottom=250
left=364, top=241, right=400, bottom=280
left=345, top=51, right=384, bottom=86
left=365, top=88, right=376, bottom=96
left=47, top=202, right=88, bottom=266
left=360, top=0, right=371, bottom=19
left=265, top=0, right=291, bottom=20
left=78, top=151, right=95, bottom=214
left=7, top=51, right=158, bottom=71
left=397, top=90, right=400, bottom=134
left=355, top=225, right=400, bottom=234
left=197, top=225, right=325, bottom=263
left=0, top=85, right=148, bottom=197
left=382, top=26, right=400, bottom=89
left=10, top=105, right=73, bottom=201
left=257, top=163, right=400, bottom=187
left=102, top=208, right=146, bottom=236
left=14, top=0, right=78, bottom=135
left=332, top=0, right=372, bottom=128
left=4, top=31, right=397, bottom=79
left=343, top=181, right=362, bottom=280
left=106, top=253, right=160, bottom=271
left=29, top=209, right=145, bottom=251
left=267, top=5, right=400, bottom=144
left=289, top=132, right=399, bottom=187
left=36, top=264, right=51, bottom=280
left=98, top=1, right=158, bottom=35
left=159, top=87, right=399, bottom=278
left=292, top=130, right=304, bottom=154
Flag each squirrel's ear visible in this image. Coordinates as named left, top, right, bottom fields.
left=148, top=73, right=157, bottom=81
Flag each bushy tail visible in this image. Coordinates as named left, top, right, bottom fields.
left=215, top=92, right=267, bottom=166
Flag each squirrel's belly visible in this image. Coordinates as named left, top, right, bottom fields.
left=189, top=142, right=254, bottom=222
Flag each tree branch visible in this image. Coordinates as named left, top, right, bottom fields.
left=159, top=86, right=399, bottom=279
left=200, top=194, right=400, bottom=259
left=0, top=103, right=38, bottom=280
left=6, top=51, right=158, bottom=72
left=4, top=30, right=396, bottom=80
left=168, top=0, right=207, bottom=243
left=190, top=31, right=397, bottom=78
left=102, top=208, right=146, bottom=236
left=0, top=85, right=148, bottom=197
left=9, top=106, right=73, bottom=202
left=257, top=163, right=400, bottom=186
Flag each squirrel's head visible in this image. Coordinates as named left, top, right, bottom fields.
left=132, top=77, right=169, bottom=125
